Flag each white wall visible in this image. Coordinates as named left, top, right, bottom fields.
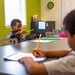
left=41, top=0, right=62, bottom=30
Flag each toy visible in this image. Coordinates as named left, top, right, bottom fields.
left=59, top=33, right=66, bottom=37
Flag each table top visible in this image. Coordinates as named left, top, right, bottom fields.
left=0, top=38, right=70, bottom=75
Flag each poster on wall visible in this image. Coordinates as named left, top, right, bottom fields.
left=62, top=0, right=75, bottom=21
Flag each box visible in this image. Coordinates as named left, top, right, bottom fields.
left=33, top=19, right=38, bottom=22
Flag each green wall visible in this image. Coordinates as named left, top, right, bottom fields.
left=0, top=0, right=41, bottom=39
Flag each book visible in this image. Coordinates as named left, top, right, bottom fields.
left=41, top=37, right=63, bottom=40
left=3, top=52, right=48, bottom=63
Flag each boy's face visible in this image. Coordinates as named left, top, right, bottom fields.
left=12, top=22, right=22, bottom=32
left=65, top=30, right=75, bottom=50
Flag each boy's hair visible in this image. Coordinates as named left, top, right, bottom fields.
left=63, top=9, right=75, bottom=36
left=11, top=19, right=22, bottom=26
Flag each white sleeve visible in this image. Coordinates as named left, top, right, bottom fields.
left=7, top=32, right=13, bottom=38
left=44, top=56, right=75, bottom=75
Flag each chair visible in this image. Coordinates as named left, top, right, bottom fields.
left=45, top=32, right=55, bottom=37
left=45, top=32, right=59, bottom=37
left=10, top=38, right=18, bottom=44
left=0, top=38, right=18, bottom=47
left=52, top=29, right=63, bottom=34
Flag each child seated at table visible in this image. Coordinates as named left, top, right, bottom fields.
left=7, top=19, right=27, bottom=43
left=19, top=9, right=75, bottom=75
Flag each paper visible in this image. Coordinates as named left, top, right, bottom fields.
left=4, top=52, right=46, bottom=61
left=38, top=21, right=46, bottom=29
left=30, top=40, right=54, bottom=43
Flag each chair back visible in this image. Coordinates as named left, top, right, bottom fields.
left=45, top=32, right=55, bottom=37
left=0, top=38, right=18, bottom=47
left=10, top=38, right=18, bottom=44
left=52, top=29, right=63, bottom=34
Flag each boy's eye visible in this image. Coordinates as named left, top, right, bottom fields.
left=18, top=26, right=21, bottom=28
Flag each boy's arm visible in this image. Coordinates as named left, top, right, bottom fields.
left=7, top=31, right=21, bottom=38
left=19, top=53, right=75, bottom=75
left=14, top=30, right=27, bottom=36
left=45, top=50, right=71, bottom=58
left=32, top=48, right=71, bottom=58
left=19, top=57, right=48, bottom=75
left=14, top=31, right=21, bottom=36
left=9, top=32, right=20, bottom=38
left=8, top=30, right=27, bottom=38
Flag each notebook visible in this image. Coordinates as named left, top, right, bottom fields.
left=41, top=37, right=63, bottom=40
left=3, top=52, right=48, bottom=63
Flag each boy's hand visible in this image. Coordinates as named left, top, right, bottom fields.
left=18, top=57, right=33, bottom=63
left=18, top=30, right=27, bottom=34
left=32, top=48, right=46, bottom=57
left=22, top=30, right=27, bottom=34
left=18, top=31, right=23, bottom=34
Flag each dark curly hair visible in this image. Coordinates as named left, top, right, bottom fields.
left=63, top=9, right=75, bottom=36
left=11, top=19, right=22, bottom=26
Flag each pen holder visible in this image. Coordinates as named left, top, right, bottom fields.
left=32, top=15, right=38, bottom=22
left=33, top=19, right=38, bottom=22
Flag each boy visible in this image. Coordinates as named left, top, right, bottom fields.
left=19, top=9, right=75, bottom=75
left=7, top=19, right=27, bottom=43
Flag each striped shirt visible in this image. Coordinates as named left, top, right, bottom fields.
left=7, top=31, right=25, bottom=43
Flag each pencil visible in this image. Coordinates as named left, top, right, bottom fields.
left=35, top=34, right=41, bottom=55
left=27, top=29, right=34, bottom=32
left=20, top=52, right=32, bottom=53
left=36, top=34, right=41, bottom=49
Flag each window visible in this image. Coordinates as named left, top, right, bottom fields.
left=4, top=0, right=27, bottom=28
left=62, top=0, right=75, bottom=22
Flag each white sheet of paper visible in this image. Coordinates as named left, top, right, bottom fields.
left=38, top=21, right=46, bottom=29
left=30, top=40, right=55, bottom=43
left=5, top=52, right=46, bottom=61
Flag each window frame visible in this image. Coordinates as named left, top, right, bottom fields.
left=4, top=0, right=27, bottom=28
